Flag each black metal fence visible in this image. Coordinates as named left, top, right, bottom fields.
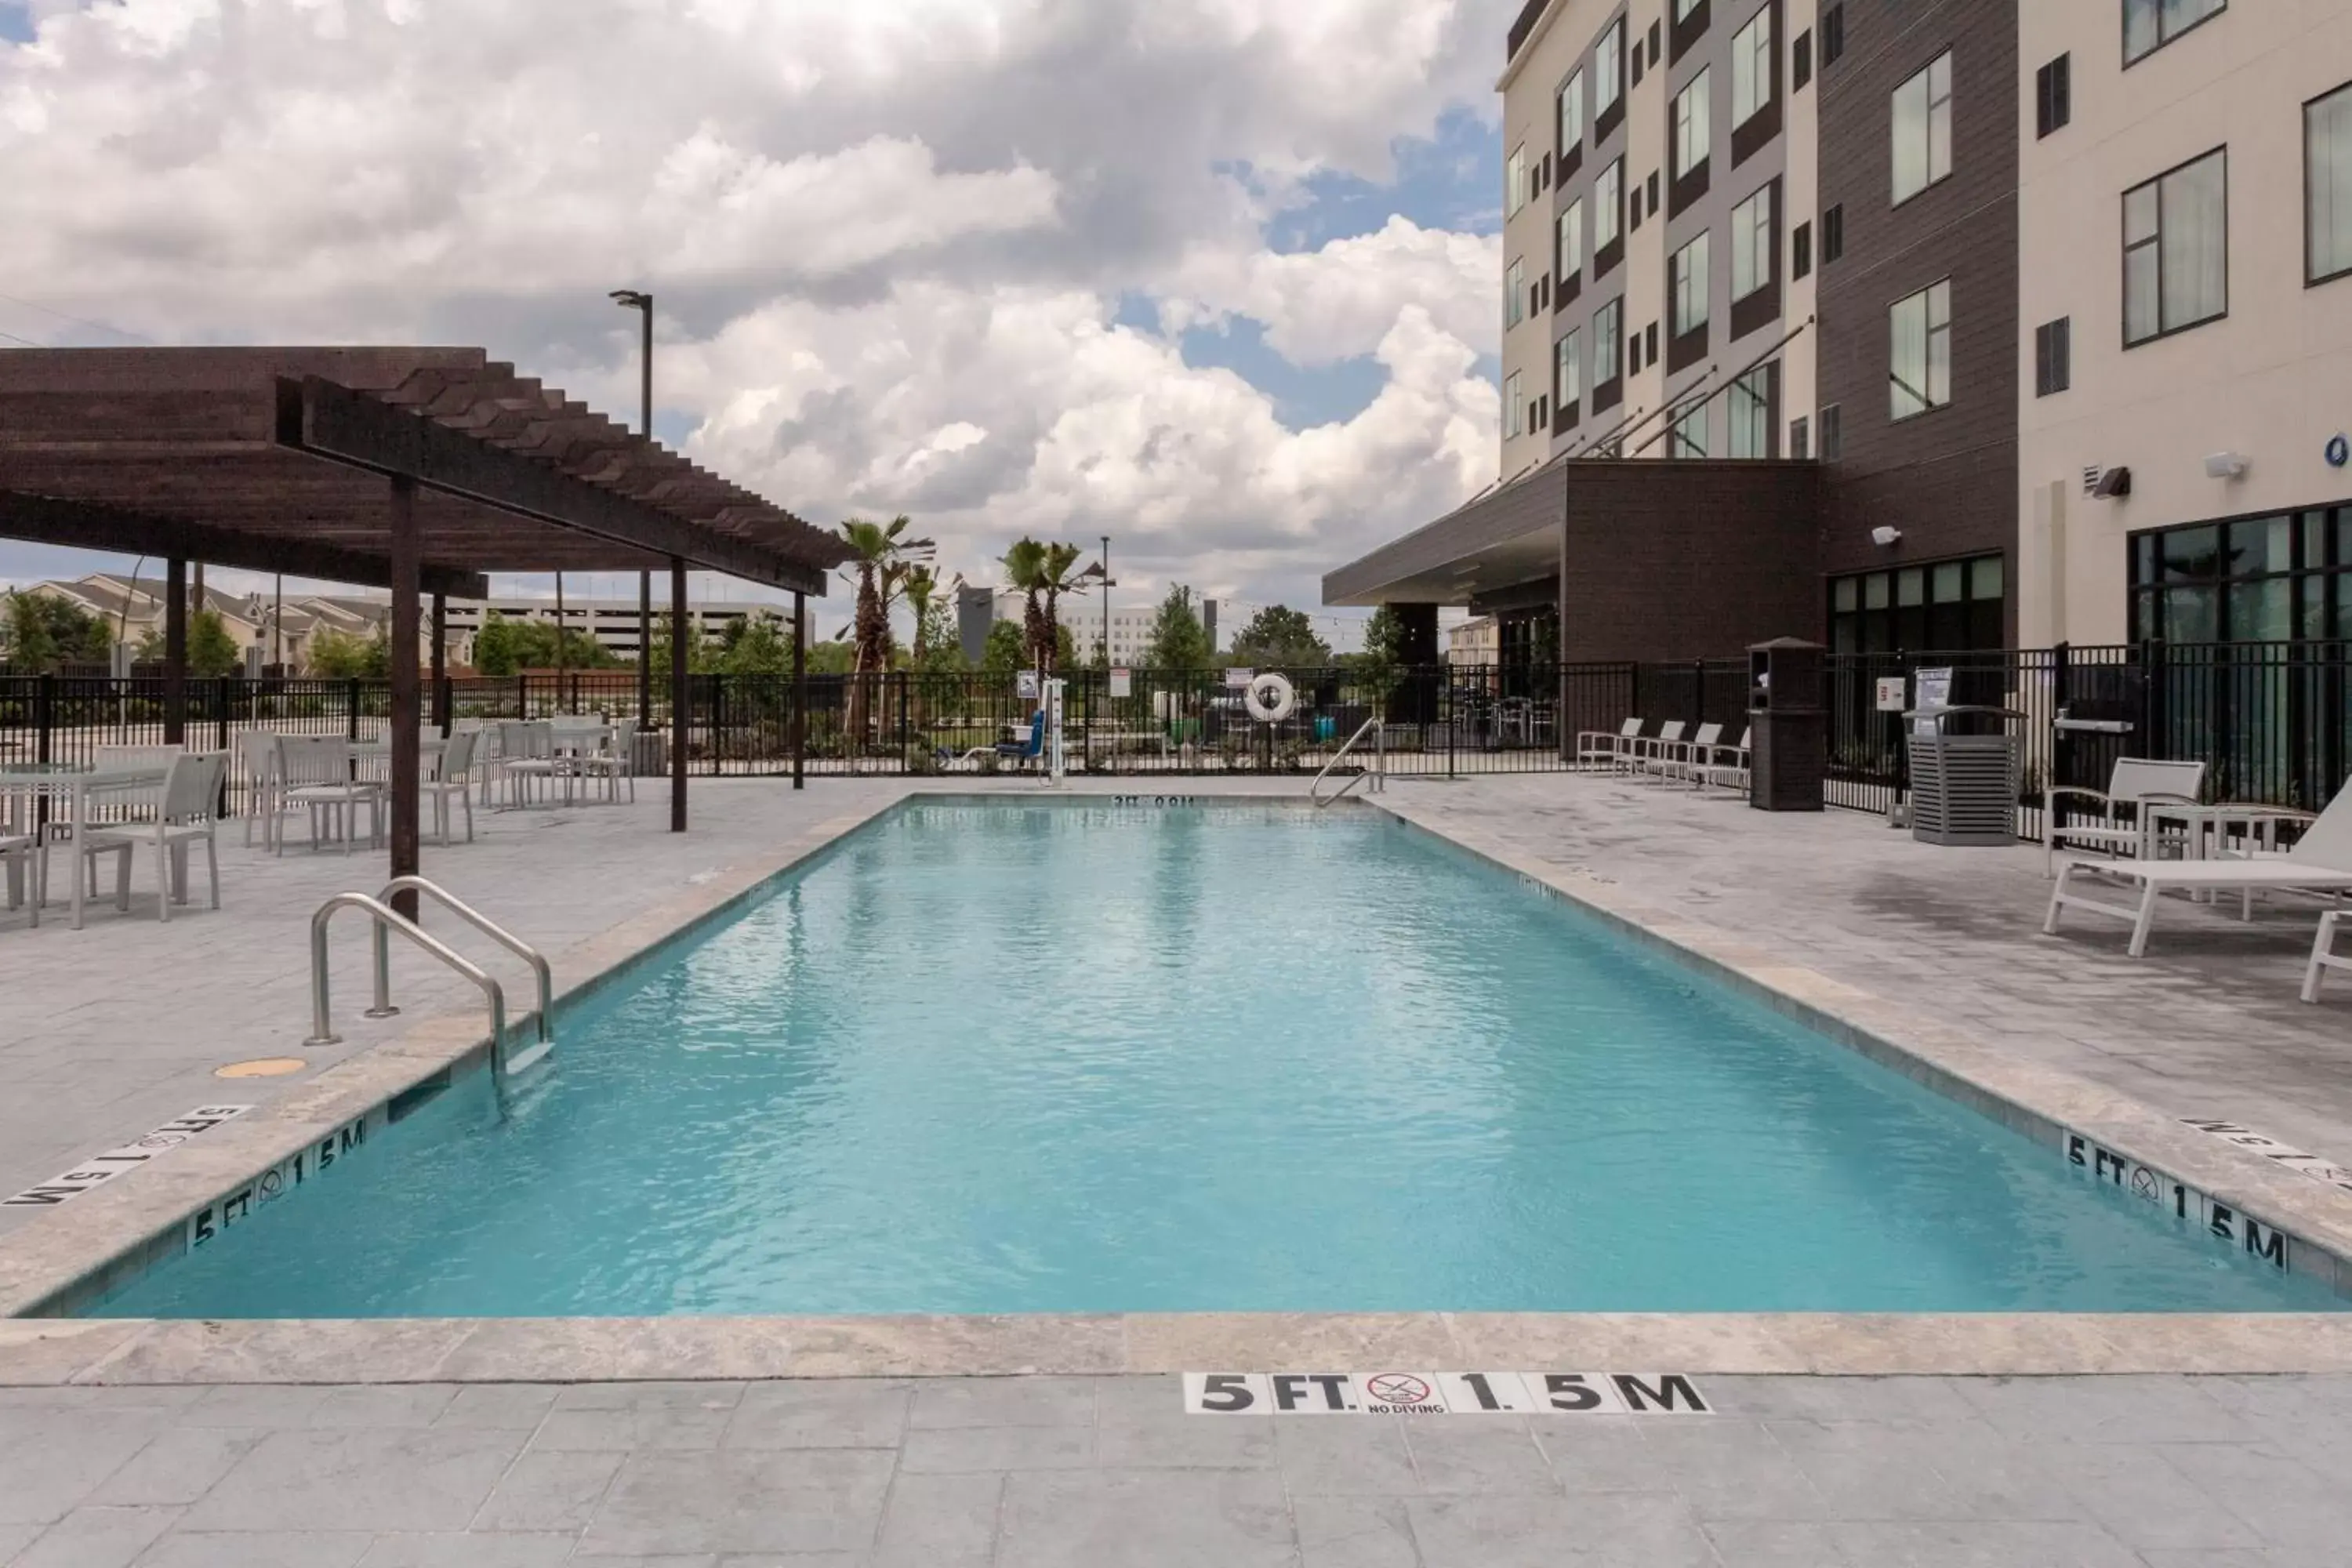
left=5, top=642, right=2345, bottom=830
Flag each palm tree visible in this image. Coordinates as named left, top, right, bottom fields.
left=1036, top=543, right=1087, bottom=673
left=1001, top=538, right=1051, bottom=673
left=901, top=564, right=954, bottom=666
left=837, top=515, right=933, bottom=750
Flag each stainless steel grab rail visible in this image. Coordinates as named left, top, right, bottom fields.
left=307, top=894, right=506, bottom=1062
left=374, top=877, right=554, bottom=1067
left=1311, top=717, right=1385, bottom=808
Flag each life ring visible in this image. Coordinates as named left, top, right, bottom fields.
left=1244, top=672, right=1297, bottom=723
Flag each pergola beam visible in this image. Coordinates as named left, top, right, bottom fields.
left=278, top=376, right=826, bottom=594
left=0, top=488, right=490, bottom=597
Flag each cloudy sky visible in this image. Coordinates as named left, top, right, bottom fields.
left=0, top=0, right=1509, bottom=633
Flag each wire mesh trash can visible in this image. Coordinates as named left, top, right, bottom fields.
left=1904, top=704, right=2022, bottom=847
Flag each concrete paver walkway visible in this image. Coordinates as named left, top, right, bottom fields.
left=5, top=1374, right=2351, bottom=1566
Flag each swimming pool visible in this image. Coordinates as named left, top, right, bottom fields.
left=100, top=800, right=2341, bottom=1317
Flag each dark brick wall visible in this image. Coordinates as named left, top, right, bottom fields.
left=1559, top=461, right=1825, bottom=660
left=1813, top=0, right=2019, bottom=638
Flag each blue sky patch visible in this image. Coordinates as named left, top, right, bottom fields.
left=0, top=4, right=31, bottom=44
left=1180, top=318, right=1386, bottom=431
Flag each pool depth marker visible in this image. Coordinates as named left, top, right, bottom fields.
left=1182, top=1371, right=1711, bottom=1416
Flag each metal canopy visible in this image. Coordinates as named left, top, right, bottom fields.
left=0, top=347, right=848, bottom=595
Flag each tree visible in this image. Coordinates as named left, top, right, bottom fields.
left=644, top=608, right=716, bottom=677
left=979, top=617, right=1070, bottom=676
left=1143, top=585, right=1212, bottom=670
left=804, top=640, right=855, bottom=675
left=714, top=612, right=792, bottom=676
left=1361, top=604, right=1408, bottom=667
left=1227, top=604, right=1332, bottom=668
left=838, top=516, right=933, bottom=678
left=901, top=565, right=956, bottom=670
left=3, top=590, right=113, bottom=672
left=307, top=625, right=389, bottom=679
left=1000, top=539, right=1052, bottom=673
left=1036, top=543, right=1088, bottom=673
left=472, top=610, right=521, bottom=677
left=506, top=620, right=618, bottom=670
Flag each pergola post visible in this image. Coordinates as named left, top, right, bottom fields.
left=388, top=477, right=421, bottom=919
left=792, top=589, right=806, bottom=790
left=430, top=592, right=449, bottom=735
left=638, top=571, right=652, bottom=724
left=162, top=555, right=187, bottom=745
left=670, top=557, right=688, bottom=832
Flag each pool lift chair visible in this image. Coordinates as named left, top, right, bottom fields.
left=946, top=711, right=1047, bottom=772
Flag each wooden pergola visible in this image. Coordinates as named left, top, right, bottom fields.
left=0, top=347, right=847, bottom=888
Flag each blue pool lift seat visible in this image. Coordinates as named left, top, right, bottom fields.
left=944, top=712, right=1047, bottom=771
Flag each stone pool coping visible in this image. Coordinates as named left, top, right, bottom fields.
left=5, top=782, right=2352, bottom=1384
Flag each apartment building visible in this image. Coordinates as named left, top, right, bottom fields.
left=439, top=596, right=786, bottom=662
left=1328, top=0, right=2022, bottom=667
left=2019, top=1, right=2352, bottom=652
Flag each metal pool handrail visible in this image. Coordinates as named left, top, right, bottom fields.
left=376, top=876, right=554, bottom=1071
left=1312, top=717, right=1386, bottom=808
left=307, top=894, right=506, bottom=1065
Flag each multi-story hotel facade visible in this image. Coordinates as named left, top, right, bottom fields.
left=1328, top=0, right=2030, bottom=664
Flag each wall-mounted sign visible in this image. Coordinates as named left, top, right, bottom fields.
left=1224, top=667, right=1254, bottom=688
left=1875, top=677, right=1908, bottom=713
left=1109, top=667, right=1132, bottom=698
left=1016, top=670, right=1040, bottom=701
left=2328, top=434, right=2350, bottom=469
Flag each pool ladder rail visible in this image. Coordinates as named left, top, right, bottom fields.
left=1311, top=717, right=1387, bottom=808
left=307, top=876, right=554, bottom=1077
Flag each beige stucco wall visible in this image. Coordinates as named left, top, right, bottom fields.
left=1780, top=0, right=1818, bottom=456
left=2019, top=3, right=2352, bottom=647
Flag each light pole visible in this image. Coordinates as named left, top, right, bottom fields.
left=1098, top=535, right=1112, bottom=666
left=610, top=289, right=654, bottom=730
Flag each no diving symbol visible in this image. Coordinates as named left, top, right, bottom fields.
left=1365, top=1374, right=1430, bottom=1406
left=2130, top=1167, right=2160, bottom=1203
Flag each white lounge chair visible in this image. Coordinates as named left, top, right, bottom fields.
left=233, top=730, right=283, bottom=849
left=1631, top=720, right=1687, bottom=778
left=577, top=718, right=638, bottom=804
left=78, top=750, right=228, bottom=924
left=1, top=815, right=38, bottom=927
left=2045, top=782, right=2352, bottom=958
left=1702, top=727, right=1753, bottom=793
left=1650, top=721, right=1722, bottom=784
left=1576, top=719, right=1643, bottom=771
left=2042, top=757, right=2205, bottom=877
left=278, top=735, right=380, bottom=855
left=2307, top=909, right=2351, bottom=1003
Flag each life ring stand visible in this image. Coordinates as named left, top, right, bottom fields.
left=1244, top=672, right=1297, bottom=724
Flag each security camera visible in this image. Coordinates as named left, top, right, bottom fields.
left=1870, top=525, right=1903, bottom=547
left=2203, top=451, right=2249, bottom=480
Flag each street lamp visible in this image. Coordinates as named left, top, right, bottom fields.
left=611, top=289, right=654, bottom=724
left=1083, top=535, right=1116, bottom=666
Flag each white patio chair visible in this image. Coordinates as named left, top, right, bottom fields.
left=1631, top=720, right=1688, bottom=779
left=2045, top=781, right=2352, bottom=960
left=276, top=735, right=380, bottom=855
left=1, top=789, right=39, bottom=927
left=578, top=717, right=638, bottom=804
left=1702, top=727, right=1753, bottom=793
left=78, top=750, right=228, bottom=924
left=2042, top=758, right=2207, bottom=877
left=1576, top=719, right=1642, bottom=771
left=495, top=721, right=559, bottom=808
left=1652, top=721, right=1723, bottom=784
left=233, top=730, right=283, bottom=849
left=412, top=728, right=478, bottom=846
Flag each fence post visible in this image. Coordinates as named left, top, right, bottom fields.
left=346, top=678, right=361, bottom=741
left=2049, top=641, right=2071, bottom=837
left=34, top=672, right=53, bottom=767
left=2139, top=640, right=2161, bottom=758
left=1446, top=666, right=1457, bottom=782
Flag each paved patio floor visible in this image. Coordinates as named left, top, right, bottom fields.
left=5, top=1373, right=2352, bottom=1566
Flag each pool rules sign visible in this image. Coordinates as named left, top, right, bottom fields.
left=1182, top=1371, right=1711, bottom=1416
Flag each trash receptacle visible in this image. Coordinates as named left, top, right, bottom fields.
left=1748, top=637, right=1825, bottom=811
left=1906, top=704, right=2021, bottom=846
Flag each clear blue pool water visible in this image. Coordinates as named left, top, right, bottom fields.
left=102, top=800, right=2340, bottom=1317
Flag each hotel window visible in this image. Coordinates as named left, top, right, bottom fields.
left=1889, top=279, right=1951, bottom=419
left=1674, top=70, right=1712, bottom=184
left=1731, top=5, right=1774, bottom=128
left=2035, top=318, right=2071, bottom=397
left=1504, top=371, right=1526, bottom=437
left=1506, top=260, right=1527, bottom=329
left=1728, top=362, right=1776, bottom=458
left=1671, top=399, right=1709, bottom=457
left=1596, top=20, right=1625, bottom=132
left=1594, top=158, right=1624, bottom=267
left=1731, top=185, right=1773, bottom=301
left=1831, top=555, right=2005, bottom=653
left=1792, top=219, right=1813, bottom=278
left=1822, top=203, right=1844, bottom=262
left=1593, top=298, right=1624, bottom=387
left=1892, top=52, right=1953, bottom=204
left=1559, top=68, right=1586, bottom=169
left=1793, top=29, right=1813, bottom=90
left=1507, top=144, right=1529, bottom=218
left=1820, top=402, right=1842, bottom=459
left=2125, top=0, right=2223, bottom=67
left=1789, top=413, right=1810, bottom=459
left=1555, top=327, right=1582, bottom=415
left=1670, top=0, right=1708, bottom=64
left=1557, top=201, right=1584, bottom=299
left=2036, top=54, right=2071, bottom=139
left=2307, top=82, right=2352, bottom=285
left=1671, top=234, right=1710, bottom=337
left=2129, top=511, right=2352, bottom=644
left=1821, top=5, right=1844, bottom=67
left=2124, top=147, right=2227, bottom=346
